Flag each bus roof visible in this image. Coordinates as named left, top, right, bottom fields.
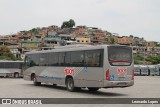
left=147, top=65, right=156, bottom=68
left=0, top=60, right=24, bottom=63
left=139, top=65, right=148, bottom=68
left=25, top=44, right=130, bottom=55
left=134, top=65, right=140, bottom=67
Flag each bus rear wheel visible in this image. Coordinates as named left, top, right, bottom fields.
left=88, top=88, right=99, bottom=92
left=33, top=76, right=41, bottom=86
left=66, top=78, right=76, bottom=92
left=14, top=73, right=19, bottom=78
left=53, top=84, right=57, bottom=86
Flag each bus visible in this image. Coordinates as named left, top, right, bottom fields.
left=0, top=60, right=24, bottom=78
left=134, top=65, right=141, bottom=75
left=139, top=65, right=149, bottom=76
left=147, top=65, right=159, bottom=76
left=156, top=64, right=160, bottom=76
left=23, top=45, right=134, bottom=92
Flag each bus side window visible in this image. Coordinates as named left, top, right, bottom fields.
left=85, top=52, right=93, bottom=67
left=30, top=54, right=39, bottom=66
left=0, top=62, right=4, bottom=68
left=49, top=52, right=59, bottom=66
left=85, top=49, right=103, bottom=67
left=65, top=52, right=71, bottom=66
left=71, top=51, right=84, bottom=67
left=6, top=62, right=14, bottom=68
left=25, top=56, right=31, bottom=66
left=39, top=53, right=49, bottom=66
left=58, top=53, right=65, bottom=66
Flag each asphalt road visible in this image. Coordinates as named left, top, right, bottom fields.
left=0, top=76, right=160, bottom=107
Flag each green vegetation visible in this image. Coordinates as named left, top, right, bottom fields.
left=134, top=55, right=144, bottom=64
left=61, top=19, right=75, bottom=29
left=29, top=28, right=39, bottom=35
left=134, top=55, right=160, bottom=64
left=110, top=38, right=115, bottom=44
left=156, top=43, right=160, bottom=47
left=23, top=28, right=39, bottom=35
left=134, top=60, right=140, bottom=64
left=145, top=56, right=160, bottom=64
left=107, top=32, right=112, bottom=36
left=0, top=46, right=22, bottom=61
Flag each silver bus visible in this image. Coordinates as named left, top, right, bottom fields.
left=147, top=65, right=159, bottom=76
left=156, top=64, right=160, bottom=76
left=134, top=65, right=141, bottom=76
left=139, top=65, right=149, bottom=76
left=0, top=60, right=24, bottom=78
left=23, top=45, right=134, bottom=92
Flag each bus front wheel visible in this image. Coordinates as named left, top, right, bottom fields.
left=88, top=88, right=99, bottom=92
left=33, top=76, right=41, bottom=86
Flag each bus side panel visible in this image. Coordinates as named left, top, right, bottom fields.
left=0, top=69, right=21, bottom=77
left=37, top=67, right=66, bottom=85
left=74, top=67, right=104, bottom=87
left=23, top=67, right=36, bottom=81
left=23, top=66, right=105, bottom=87
left=0, top=69, right=8, bottom=77
left=7, top=69, right=21, bottom=73
left=23, top=66, right=48, bottom=81
left=35, top=67, right=104, bottom=87
left=24, top=66, right=66, bottom=85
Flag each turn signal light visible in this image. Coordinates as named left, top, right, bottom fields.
left=106, top=69, right=110, bottom=80
left=132, top=70, right=134, bottom=80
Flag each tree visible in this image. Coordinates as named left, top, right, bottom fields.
left=29, top=28, right=39, bottom=35
left=110, top=38, right=115, bottom=44
left=23, top=31, right=28, bottom=35
left=61, top=19, right=75, bottom=29
left=145, top=56, right=160, bottom=64
left=0, top=46, right=21, bottom=60
left=134, top=60, right=140, bottom=64
left=134, top=55, right=144, bottom=64
left=156, top=43, right=160, bottom=47
left=107, top=32, right=112, bottom=36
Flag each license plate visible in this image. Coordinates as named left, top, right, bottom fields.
left=118, top=77, right=125, bottom=81
left=118, top=82, right=126, bottom=85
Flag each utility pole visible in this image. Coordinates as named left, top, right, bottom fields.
left=143, top=41, right=146, bottom=65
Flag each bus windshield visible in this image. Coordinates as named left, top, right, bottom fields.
left=108, top=46, right=132, bottom=66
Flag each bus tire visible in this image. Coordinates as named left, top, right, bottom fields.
left=148, top=70, right=150, bottom=76
left=66, top=78, right=75, bottom=92
left=140, top=71, right=141, bottom=76
left=88, top=88, right=99, bottom=92
left=33, top=76, right=41, bottom=86
left=53, top=84, right=57, bottom=86
left=75, top=87, right=81, bottom=91
left=14, top=73, right=19, bottom=78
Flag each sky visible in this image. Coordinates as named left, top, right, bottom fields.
left=0, top=0, right=160, bottom=42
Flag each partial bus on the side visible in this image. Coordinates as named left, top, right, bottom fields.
left=139, top=65, right=149, bottom=76
left=147, top=65, right=159, bottom=76
left=23, top=45, right=134, bottom=92
left=0, top=60, right=24, bottom=78
left=134, top=65, right=141, bottom=75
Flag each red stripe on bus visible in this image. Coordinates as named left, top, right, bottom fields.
left=110, top=60, right=129, bottom=62
left=36, top=76, right=40, bottom=78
